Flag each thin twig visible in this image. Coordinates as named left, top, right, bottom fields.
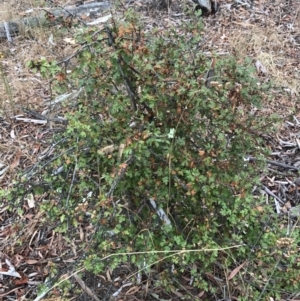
left=73, top=274, right=101, bottom=301
left=262, top=185, right=285, bottom=205
left=249, top=156, right=299, bottom=171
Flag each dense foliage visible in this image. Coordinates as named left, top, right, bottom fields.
left=4, top=8, right=300, bottom=300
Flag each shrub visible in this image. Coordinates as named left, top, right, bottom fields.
left=7, top=8, right=300, bottom=300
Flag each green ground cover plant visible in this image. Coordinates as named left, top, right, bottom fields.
left=4, top=7, right=300, bottom=300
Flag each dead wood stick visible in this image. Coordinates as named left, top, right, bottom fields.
left=266, top=159, right=299, bottom=171
left=73, top=274, right=101, bottom=301
left=262, top=185, right=285, bottom=205
left=0, top=2, right=110, bottom=39
left=248, top=156, right=299, bottom=171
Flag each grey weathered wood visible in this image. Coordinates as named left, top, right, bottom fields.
left=0, top=2, right=111, bottom=39
left=195, top=0, right=212, bottom=12
left=4, top=22, right=12, bottom=42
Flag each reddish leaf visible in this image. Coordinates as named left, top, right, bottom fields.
left=228, top=261, right=247, bottom=280
left=13, top=274, right=28, bottom=285
left=26, top=259, right=39, bottom=264
left=10, top=149, right=22, bottom=170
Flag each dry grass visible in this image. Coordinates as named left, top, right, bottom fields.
left=204, top=0, right=300, bottom=102
left=229, top=18, right=299, bottom=93
left=0, top=0, right=84, bottom=189
left=0, top=0, right=78, bottom=114
left=1, top=0, right=299, bottom=115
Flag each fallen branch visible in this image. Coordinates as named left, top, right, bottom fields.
left=248, top=156, right=299, bottom=171
left=73, top=274, right=101, bottom=301
left=0, top=2, right=111, bottom=39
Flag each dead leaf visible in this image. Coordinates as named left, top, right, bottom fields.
left=26, top=259, right=39, bottom=264
left=13, top=273, right=29, bottom=285
left=56, top=72, right=66, bottom=82
left=228, top=261, right=247, bottom=280
left=255, top=206, right=264, bottom=212
left=13, top=254, right=24, bottom=266
left=0, top=259, right=21, bottom=278
left=79, top=226, right=84, bottom=241
left=25, top=214, right=35, bottom=219
left=106, top=269, right=112, bottom=282
left=26, top=194, right=35, bottom=208
left=125, top=285, right=140, bottom=295
left=18, top=11, right=28, bottom=16
left=10, top=129, right=15, bottom=139
left=63, top=37, right=77, bottom=45
left=32, top=144, right=41, bottom=155
left=197, top=291, right=205, bottom=297
left=255, top=60, right=267, bottom=74
left=171, top=288, right=183, bottom=297
left=64, top=258, right=76, bottom=263
left=10, top=149, right=22, bottom=170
